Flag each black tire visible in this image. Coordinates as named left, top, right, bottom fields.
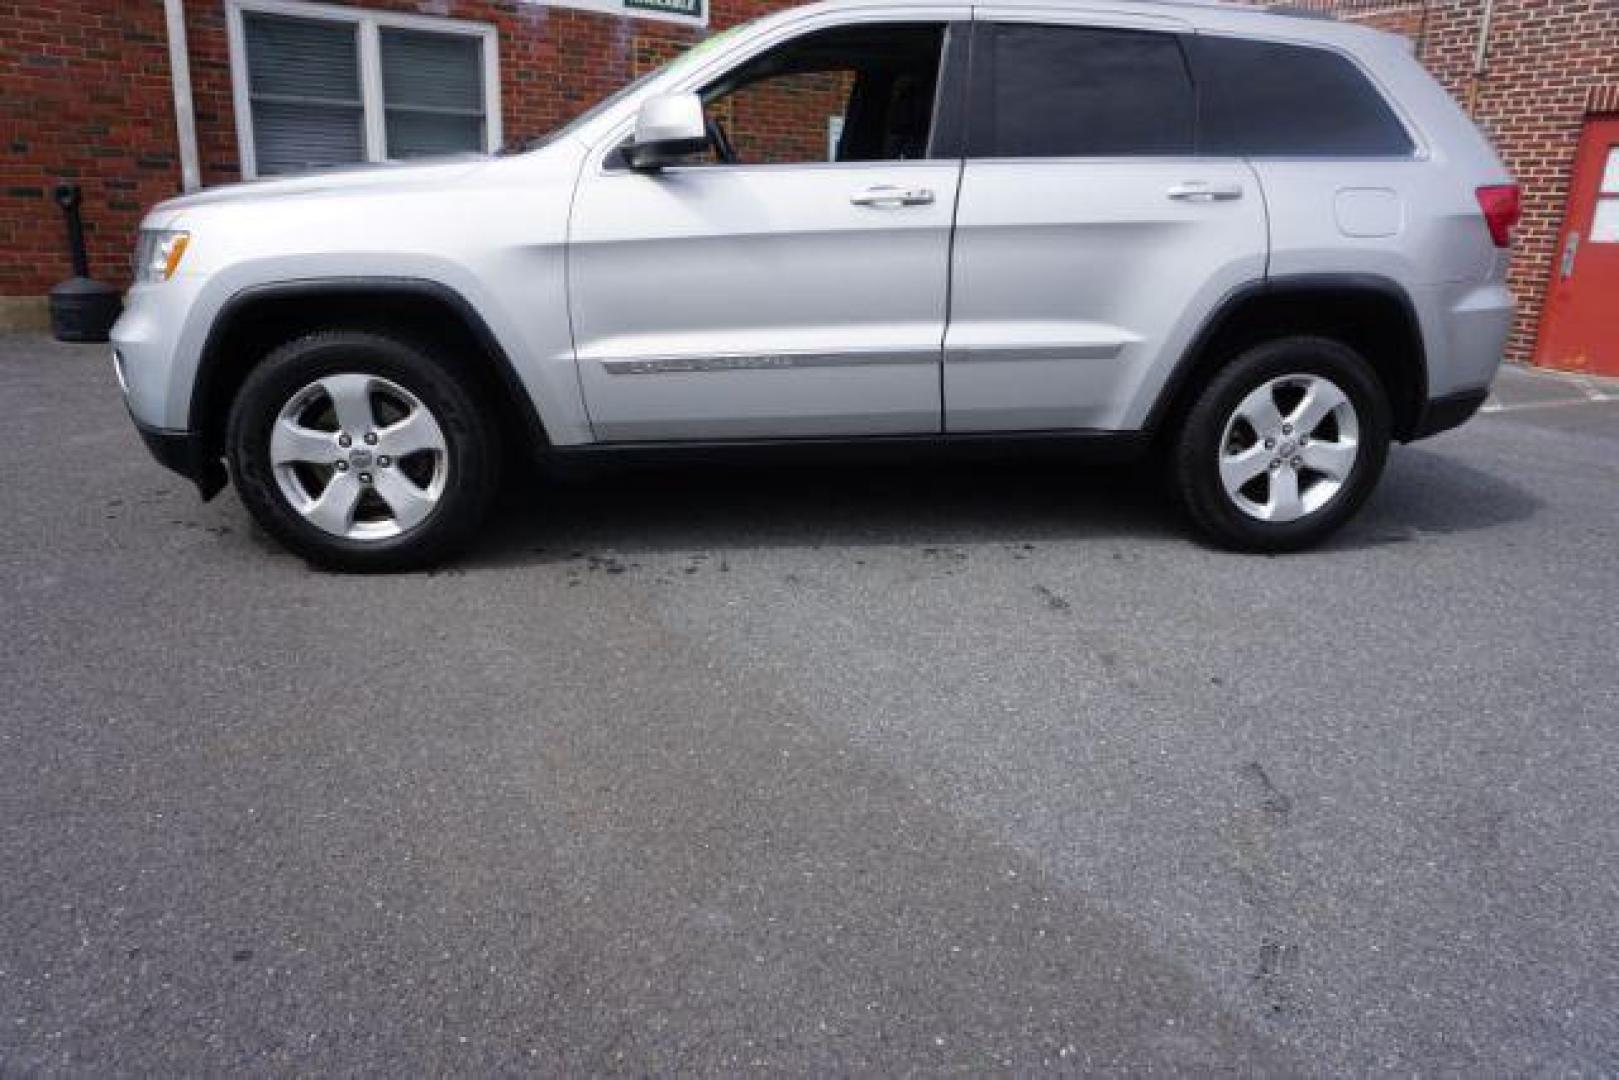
left=1171, top=336, right=1391, bottom=553
left=226, top=330, right=501, bottom=572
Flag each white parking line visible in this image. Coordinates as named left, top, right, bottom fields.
left=1479, top=396, right=1617, bottom=415
left=1483, top=368, right=1619, bottom=414
left=1570, top=377, right=1614, bottom=403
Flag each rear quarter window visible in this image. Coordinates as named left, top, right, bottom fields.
left=1190, top=35, right=1415, bottom=158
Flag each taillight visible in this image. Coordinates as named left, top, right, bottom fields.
left=1476, top=184, right=1521, bottom=248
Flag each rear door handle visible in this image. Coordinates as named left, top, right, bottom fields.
left=1167, top=181, right=1244, bottom=202
left=850, top=185, right=935, bottom=207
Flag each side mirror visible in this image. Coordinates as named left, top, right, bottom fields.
left=628, top=92, right=708, bottom=171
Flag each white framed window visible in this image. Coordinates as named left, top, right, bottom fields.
left=226, top=0, right=502, bottom=178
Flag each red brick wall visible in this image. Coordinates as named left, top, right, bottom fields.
left=181, top=1, right=680, bottom=188
left=0, top=0, right=793, bottom=298
left=0, top=1, right=182, bottom=294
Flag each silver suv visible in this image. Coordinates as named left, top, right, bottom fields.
left=111, top=0, right=1518, bottom=570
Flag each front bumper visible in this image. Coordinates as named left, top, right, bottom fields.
left=110, top=277, right=211, bottom=431
left=112, top=274, right=226, bottom=498
left=132, top=418, right=228, bottom=500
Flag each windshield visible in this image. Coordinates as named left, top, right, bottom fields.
left=518, top=19, right=759, bottom=152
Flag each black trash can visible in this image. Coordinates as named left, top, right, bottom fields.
left=48, top=184, right=122, bottom=344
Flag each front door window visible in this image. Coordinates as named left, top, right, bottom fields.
left=698, top=24, right=945, bottom=166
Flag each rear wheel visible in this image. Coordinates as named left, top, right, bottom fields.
left=1172, top=336, right=1390, bottom=552
left=227, top=330, right=500, bottom=571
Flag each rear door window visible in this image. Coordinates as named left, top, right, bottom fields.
left=1189, top=35, right=1415, bottom=157
left=968, top=23, right=1195, bottom=158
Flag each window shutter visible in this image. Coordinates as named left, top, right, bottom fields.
left=243, top=14, right=365, bottom=175
left=380, top=28, right=487, bottom=158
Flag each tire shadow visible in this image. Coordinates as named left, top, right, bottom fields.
left=1333, top=443, right=1542, bottom=549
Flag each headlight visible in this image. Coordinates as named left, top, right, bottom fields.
left=133, top=229, right=190, bottom=284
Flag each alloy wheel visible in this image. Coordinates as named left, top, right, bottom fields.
left=1217, top=373, right=1361, bottom=523
left=268, top=373, right=449, bottom=540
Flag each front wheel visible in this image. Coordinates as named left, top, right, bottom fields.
left=1172, top=337, right=1391, bottom=553
left=227, top=330, right=500, bottom=571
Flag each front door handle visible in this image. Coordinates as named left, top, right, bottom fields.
left=1167, top=181, right=1244, bottom=202
left=850, top=185, right=935, bottom=207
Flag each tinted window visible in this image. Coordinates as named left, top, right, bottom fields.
left=972, top=24, right=1194, bottom=158
left=1192, top=36, right=1414, bottom=157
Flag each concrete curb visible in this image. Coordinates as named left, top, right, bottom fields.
left=0, top=296, right=50, bottom=333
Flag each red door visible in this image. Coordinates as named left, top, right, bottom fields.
left=1536, top=117, right=1619, bottom=376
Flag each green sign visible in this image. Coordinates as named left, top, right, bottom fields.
left=623, top=0, right=702, bottom=19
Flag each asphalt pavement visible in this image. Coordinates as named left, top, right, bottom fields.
left=2, top=334, right=1616, bottom=1074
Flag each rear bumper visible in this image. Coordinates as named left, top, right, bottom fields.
left=133, top=418, right=227, bottom=500
left=1407, top=388, right=1489, bottom=441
